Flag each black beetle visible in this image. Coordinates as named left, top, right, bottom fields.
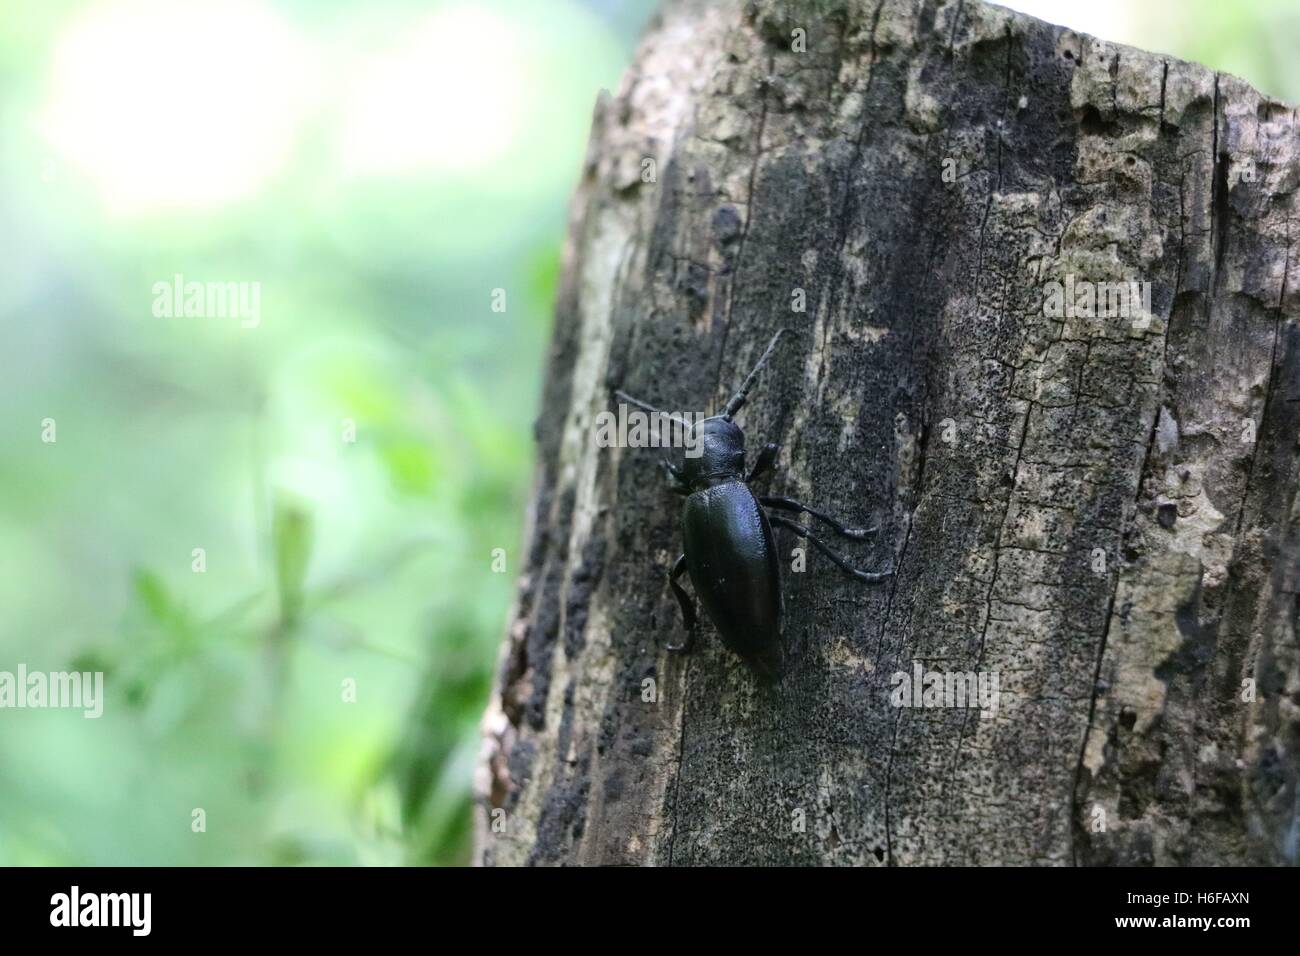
left=616, top=329, right=891, bottom=681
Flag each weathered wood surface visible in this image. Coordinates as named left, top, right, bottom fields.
left=476, top=0, right=1300, bottom=865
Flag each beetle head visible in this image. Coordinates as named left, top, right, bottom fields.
left=681, top=416, right=745, bottom=486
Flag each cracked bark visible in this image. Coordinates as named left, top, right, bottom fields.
left=475, top=0, right=1300, bottom=866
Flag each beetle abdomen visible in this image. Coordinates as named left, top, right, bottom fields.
left=682, top=480, right=783, bottom=679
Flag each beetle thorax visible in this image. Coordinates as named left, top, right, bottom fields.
left=681, top=416, right=746, bottom=487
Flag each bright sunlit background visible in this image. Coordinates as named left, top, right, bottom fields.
left=0, top=0, right=1293, bottom=865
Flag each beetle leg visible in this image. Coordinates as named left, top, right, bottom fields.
left=768, top=514, right=892, bottom=584
left=666, top=553, right=696, bottom=652
left=761, top=495, right=877, bottom=539
left=746, top=442, right=779, bottom=483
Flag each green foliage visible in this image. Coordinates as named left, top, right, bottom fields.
left=0, top=0, right=656, bottom=866
left=272, top=496, right=314, bottom=629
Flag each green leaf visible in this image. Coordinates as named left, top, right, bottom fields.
left=272, top=495, right=314, bottom=628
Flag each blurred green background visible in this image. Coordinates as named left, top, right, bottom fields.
left=0, top=0, right=1292, bottom=866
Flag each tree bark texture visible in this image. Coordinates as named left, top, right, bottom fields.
left=476, top=0, right=1300, bottom=865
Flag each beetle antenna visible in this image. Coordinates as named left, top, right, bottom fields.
left=613, top=390, right=694, bottom=431
left=722, top=328, right=792, bottom=419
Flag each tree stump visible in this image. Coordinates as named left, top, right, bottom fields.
left=476, top=0, right=1300, bottom=866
